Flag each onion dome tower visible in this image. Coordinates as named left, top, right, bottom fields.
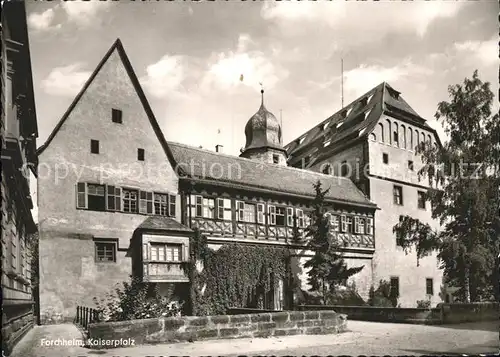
left=239, top=89, right=287, bottom=165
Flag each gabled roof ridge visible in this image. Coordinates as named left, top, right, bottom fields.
left=167, top=140, right=354, bottom=181
left=36, top=39, right=178, bottom=171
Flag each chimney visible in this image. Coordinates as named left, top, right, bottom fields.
left=215, top=144, right=223, bottom=153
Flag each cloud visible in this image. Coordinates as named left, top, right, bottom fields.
left=27, top=8, right=60, bottom=31
left=261, top=1, right=465, bottom=38
left=453, top=37, right=498, bottom=66
left=343, top=59, right=432, bottom=98
left=41, top=63, right=91, bottom=96
left=140, top=55, right=186, bottom=98
left=201, top=34, right=288, bottom=92
left=61, top=1, right=111, bottom=25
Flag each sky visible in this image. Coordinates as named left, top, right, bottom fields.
left=26, top=0, right=498, bottom=157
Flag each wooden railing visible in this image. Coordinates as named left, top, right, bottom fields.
left=75, top=306, right=101, bottom=329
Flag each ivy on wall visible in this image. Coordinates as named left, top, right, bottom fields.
left=184, top=228, right=290, bottom=316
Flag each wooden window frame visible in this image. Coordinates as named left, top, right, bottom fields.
left=94, top=240, right=117, bottom=263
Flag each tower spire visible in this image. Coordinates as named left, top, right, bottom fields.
left=259, top=82, right=264, bottom=106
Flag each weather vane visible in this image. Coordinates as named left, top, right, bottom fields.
left=259, top=82, right=264, bottom=105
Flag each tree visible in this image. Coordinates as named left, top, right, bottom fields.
left=393, top=71, right=500, bottom=303
left=304, top=180, right=364, bottom=304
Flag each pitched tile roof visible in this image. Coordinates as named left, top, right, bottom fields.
left=167, top=141, right=376, bottom=208
left=284, top=82, right=434, bottom=161
left=137, top=216, right=192, bottom=233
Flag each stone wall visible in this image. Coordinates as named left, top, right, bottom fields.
left=299, top=302, right=499, bottom=325
left=87, top=310, right=347, bottom=348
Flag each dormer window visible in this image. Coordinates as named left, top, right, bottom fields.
left=387, top=87, right=400, bottom=100
left=323, top=139, right=331, bottom=147
left=298, top=137, right=306, bottom=145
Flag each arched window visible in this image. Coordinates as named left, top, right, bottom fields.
left=386, top=119, right=392, bottom=145
left=322, top=163, right=333, bottom=175
left=408, top=127, right=413, bottom=150
left=393, top=122, right=399, bottom=147
left=414, top=129, right=420, bottom=150
left=370, top=133, right=376, bottom=141
left=427, top=134, right=432, bottom=144
left=378, top=123, right=384, bottom=143
left=401, top=124, right=407, bottom=149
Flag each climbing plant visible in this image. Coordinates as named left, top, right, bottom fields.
left=185, top=228, right=290, bottom=316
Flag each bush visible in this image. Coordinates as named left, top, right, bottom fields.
left=368, top=280, right=399, bottom=307
left=325, top=282, right=368, bottom=306
left=416, top=299, right=431, bottom=309
left=93, top=276, right=183, bottom=322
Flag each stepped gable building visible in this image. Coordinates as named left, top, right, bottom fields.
left=37, top=39, right=378, bottom=323
left=1, top=2, right=39, bottom=354
left=285, top=82, right=444, bottom=307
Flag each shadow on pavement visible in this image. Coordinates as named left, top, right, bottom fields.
left=404, top=343, right=499, bottom=356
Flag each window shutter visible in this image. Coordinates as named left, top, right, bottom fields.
left=236, top=201, right=244, bottom=221
left=142, top=243, right=148, bottom=260
left=268, top=205, right=276, bottom=225
left=286, top=207, right=294, bottom=227
left=195, top=195, right=203, bottom=217
left=304, top=213, right=310, bottom=227
left=257, top=203, right=265, bottom=224
left=354, top=217, right=360, bottom=233
left=147, top=192, right=153, bottom=214
left=216, top=198, right=223, bottom=219
left=169, top=194, right=176, bottom=217
left=139, top=191, right=147, bottom=214
left=367, top=218, right=373, bottom=235
left=106, top=185, right=115, bottom=210
left=222, top=199, right=231, bottom=220
left=341, top=215, right=347, bottom=232
left=115, top=187, right=122, bottom=211
left=296, top=209, right=304, bottom=228
left=76, top=183, right=87, bottom=209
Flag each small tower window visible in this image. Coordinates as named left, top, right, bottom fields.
left=91, top=139, right=99, bottom=154
left=273, top=154, right=279, bottom=164
left=138, top=148, right=145, bottom=161
left=322, top=164, right=333, bottom=175
left=112, top=109, right=122, bottom=124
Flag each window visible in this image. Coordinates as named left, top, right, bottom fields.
left=393, top=131, right=399, bottom=145
left=243, top=202, right=256, bottom=223
left=87, top=184, right=105, bottom=211
left=111, top=108, right=122, bottom=123
left=393, top=185, right=403, bottom=205
left=106, top=185, right=122, bottom=211
left=90, top=139, right=99, bottom=154
left=275, top=207, right=286, bottom=226
left=138, top=148, right=145, bottom=161
left=390, top=277, right=399, bottom=297
left=123, top=189, right=138, bottom=213
left=322, top=164, right=333, bottom=175
left=329, top=214, right=339, bottom=232
left=340, top=215, right=347, bottom=232
left=383, top=153, right=389, bottom=164
left=341, top=161, right=348, bottom=176
left=95, top=241, right=116, bottom=262
left=257, top=203, right=265, bottom=224
left=77, top=183, right=87, bottom=209
left=203, top=198, right=215, bottom=218
left=366, top=217, right=373, bottom=235
left=408, top=160, right=414, bottom=171
left=354, top=217, right=365, bottom=234
left=426, top=278, right=434, bottom=295
left=346, top=216, right=353, bottom=233
left=150, top=243, right=182, bottom=262
left=417, top=191, right=426, bottom=209
left=273, top=154, right=279, bottom=164
left=154, top=193, right=168, bottom=216
left=195, top=196, right=202, bottom=217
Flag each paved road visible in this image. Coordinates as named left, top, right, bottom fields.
left=10, top=320, right=499, bottom=357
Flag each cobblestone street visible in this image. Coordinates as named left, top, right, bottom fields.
left=11, top=320, right=498, bottom=357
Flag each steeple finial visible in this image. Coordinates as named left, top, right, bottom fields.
left=259, top=82, right=264, bottom=106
